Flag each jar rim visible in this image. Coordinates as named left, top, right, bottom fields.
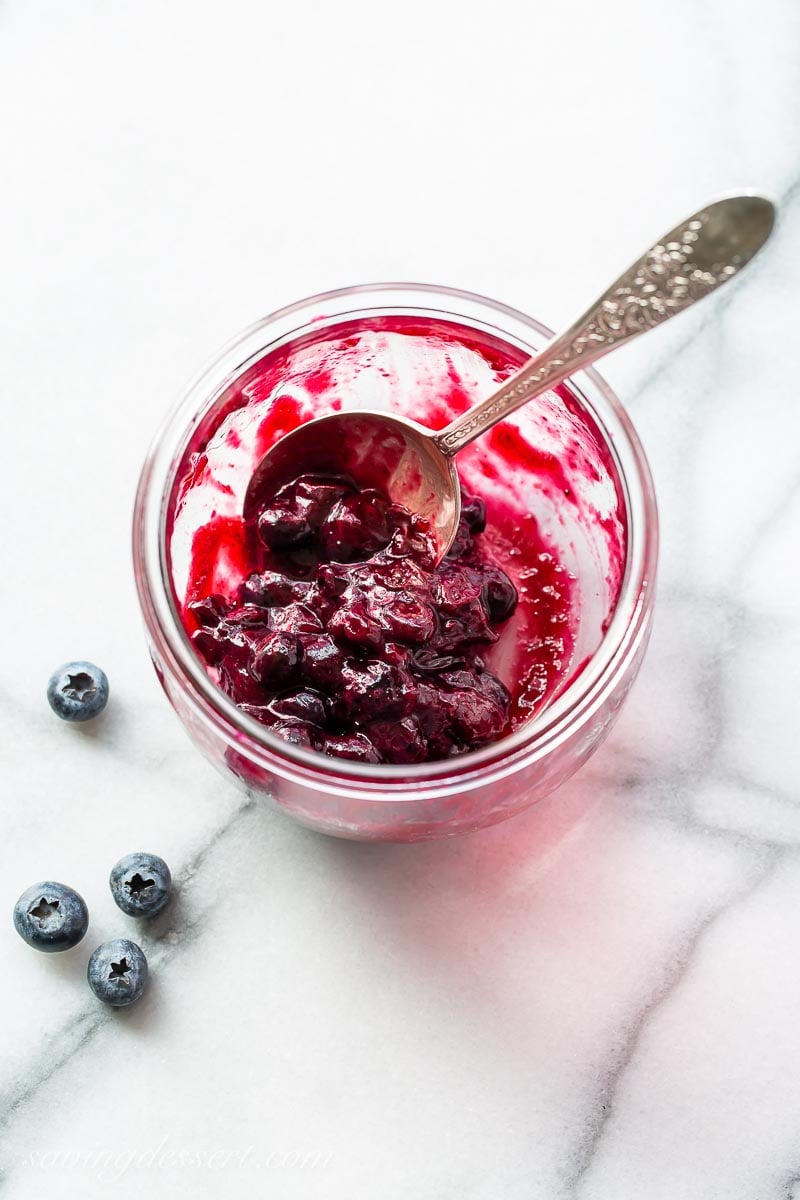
left=133, top=282, right=658, bottom=797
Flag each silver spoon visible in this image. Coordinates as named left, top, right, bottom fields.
left=244, top=195, right=775, bottom=560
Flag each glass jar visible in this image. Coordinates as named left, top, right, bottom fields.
left=133, top=284, right=658, bottom=841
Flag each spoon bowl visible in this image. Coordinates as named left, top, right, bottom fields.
left=243, top=409, right=462, bottom=559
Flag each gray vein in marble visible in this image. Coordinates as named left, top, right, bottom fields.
left=0, top=1009, right=107, bottom=1148
left=597, top=721, right=800, bottom=856
left=594, top=760, right=799, bottom=858
left=782, top=1174, right=800, bottom=1200
left=779, top=168, right=800, bottom=211
left=690, top=592, right=741, bottom=771
left=639, top=787, right=797, bottom=861
left=649, top=585, right=745, bottom=786
left=731, top=469, right=800, bottom=584
left=596, top=567, right=799, bottom=847
left=0, top=790, right=256, bottom=1151
left=564, top=849, right=784, bottom=1198
left=715, top=765, right=800, bottom=811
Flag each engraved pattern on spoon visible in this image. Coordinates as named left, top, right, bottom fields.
left=436, top=210, right=741, bottom=451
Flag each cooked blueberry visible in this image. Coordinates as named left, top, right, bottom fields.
left=436, top=610, right=497, bottom=651
left=269, top=689, right=328, bottom=725
left=208, top=623, right=261, bottom=680
left=13, top=881, right=89, bottom=952
left=461, top=494, right=487, bottom=532
left=317, top=562, right=351, bottom=597
left=327, top=601, right=384, bottom=649
left=415, top=685, right=460, bottom=759
left=443, top=520, right=474, bottom=560
left=320, top=491, right=392, bottom=561
left=381, top=641, right=412, bottom=667
left=433, top=566, right=483, bottom=612
left=193, top=469, right=519, bottom=764
left=299, top=634, right=348, bottom=692
left=441, top=674, right=509, bottom=743
left=368, top=717, right=427, bottom=763
left=269, top=603, right=323, bottom=635
left=249, top=631, right=302, bottom=686
left=301, top=583, right=337, bottom=625
left=332, top=660, right=417, bottom=721
left=87, top=938, right=148, bottom=1007
left=373, top=593, right=436, bottom=644
left=187, top=594, right=228, bottom=627
left=482, top=567, right=519, bottom=623
left=257, top=503, right=312, bottom=550
left=223, top=604, right=272, bottom=629
left=240, top=571, right=309, bottom=607
left=292, top=476, right=351, bottom=526
left=385, top=518, right=437, bottom=566
left=272, top=719, right=320, bottom=749
left=47, top=662, right=109, bottom=722
left=368, top=558, right=428, bottom=592
left=412, top=649, right=464, bottom=674
left=109, top=852, right=172, bottom=919
left=218, top=654, right=269, bottom=706
left=237, top=703, right=275, bottom=725
left=479, top=670, right=512, bottom=710
left=322, top=732, right=381, bottom=763
left=192, top=626, right=223, bottom=664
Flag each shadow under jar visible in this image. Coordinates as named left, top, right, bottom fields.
left=133, top=284, right=658, bottom=841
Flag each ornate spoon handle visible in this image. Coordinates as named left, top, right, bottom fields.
left=434, top=195, right=775, bottom=457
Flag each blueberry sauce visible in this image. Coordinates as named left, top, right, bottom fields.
left=188, top=473, right=519, bottom=764
left=168, top=317, right=623, bottom=767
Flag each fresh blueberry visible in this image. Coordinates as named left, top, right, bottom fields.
left=47, top=662, right=109, bottom=722
left=13, top=881, right=89, bottom=952
left=109, top=852, right=172, bottom=919
left=87, top=938, right=148, bottom=1007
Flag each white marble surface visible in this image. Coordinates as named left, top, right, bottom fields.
left=2, top=1, right=799, bottom=1196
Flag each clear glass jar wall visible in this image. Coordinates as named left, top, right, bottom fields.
left=133, top=285, right=658, bottom=841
